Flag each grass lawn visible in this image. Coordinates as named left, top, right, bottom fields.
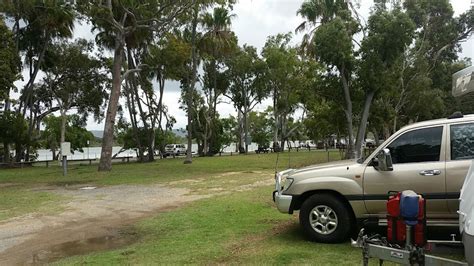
left=0, top=187, right=65, bottom=221
left=0, top=151, right=341, bottom=221
left=57, top=186, right=363, bottom=265
left=1, top=151, right=464, bottom=264
left=0, top=150, right=341, bottom=186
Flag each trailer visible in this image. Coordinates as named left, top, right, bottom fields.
left=352, top=190, right=470, bottom=265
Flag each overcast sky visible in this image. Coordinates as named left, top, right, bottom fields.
left=12, top=0, right=474, bottom=130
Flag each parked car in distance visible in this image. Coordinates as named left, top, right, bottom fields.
left=274, top=113, right=474, bottom=243
left=163, top=144, right=186, bottom=158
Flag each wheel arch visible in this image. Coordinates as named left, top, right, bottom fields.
left=292, top=190, right=356, bottom=223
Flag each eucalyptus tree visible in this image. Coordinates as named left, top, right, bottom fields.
left=41, top=114, right=95, bottom=160
left=0, top=16, right=20, bottom=163
left=36, top=39, right=109, bottom=147
left=368, top=1, right=474, bottom=135
left=0, top=112, right=28, bottom=163
left=388, top=1, right=474, bottom=130
left=354, top=5, right=415, bottom=158
left=297, top=0, right=359, bottom=158
left=249, top=110, right=272, bottom=149
left=144, top=34, right=191, bottom=161
left=78, top=0, right=192, bottom=171
left=1, top=0, right=75, bottom=115
left=0, top=16, right=20, bottom=106
left=262, top=33, right=304, bottom=151
left=1, top=0, right=75, bottom=161
left=182, top=0, right=235, bottom=163
left=224, top=45, right=269, bottom=153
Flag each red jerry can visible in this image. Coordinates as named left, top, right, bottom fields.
left=386, top=192, right=426, bottom=247
left=387, top=192, right=406, bottom=244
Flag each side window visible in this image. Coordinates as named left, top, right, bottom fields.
left=387, top=126, right=443, bottom=164
left=450, top=123, right=474, bottom=160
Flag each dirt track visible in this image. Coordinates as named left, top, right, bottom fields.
left=0, top=184, right=207, bottom=265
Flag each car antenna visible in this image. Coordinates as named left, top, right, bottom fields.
left=288, top=142, right=291, bottom=169
left=274, top=145, right=280, bottom=175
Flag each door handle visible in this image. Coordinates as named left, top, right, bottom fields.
left=419, top=169, right=441, bottom=176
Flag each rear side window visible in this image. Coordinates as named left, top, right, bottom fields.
left=387, top=126, right=443, bottom=164
left=450, top=123, right=474, bottom=160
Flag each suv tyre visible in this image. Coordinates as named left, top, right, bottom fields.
left=299, top=194, right=352, bottom=243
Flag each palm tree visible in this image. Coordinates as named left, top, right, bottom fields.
left=183, top=0, right=236, bottom=164
left=296, top=0, right=361, bottom=159
left=1, top=0, right=75, bottom=162
left=198, top=6, right=236, bottom=155
left=296, top=0, right=349, bottom=55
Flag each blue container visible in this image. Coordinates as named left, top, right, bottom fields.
left=400, top=190, right=419, bottom=226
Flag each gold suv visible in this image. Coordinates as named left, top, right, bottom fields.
left=274, top=113, right=473, bottom=243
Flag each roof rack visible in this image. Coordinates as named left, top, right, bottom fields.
left=448, top=111, right=464, bottom=119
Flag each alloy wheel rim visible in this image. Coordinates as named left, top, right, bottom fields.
left=309, top=205, right=338, bottom=235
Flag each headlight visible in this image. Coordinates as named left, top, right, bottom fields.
left=282, top=177, right=294, bottom=191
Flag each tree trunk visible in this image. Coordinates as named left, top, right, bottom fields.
left=273, top=88, right=279, bottom=151
left=60, top=108, right=67, bottom=144
left=373, top=127, right=380, bottom=146
left=3, top=142, right=10, bottom=164
left=24, top=108, right=35, bottom=162
left=184, top=0, right=199, bottom=164
left=21, top=34, right=49, bottom=118
left=354, top=90, right=375, bottom=159
left=147, top=132, right=155, bottom=162
left=125, top=82, right=144, bottom=161
left=207, top=59, right=218, bottom=154
left=203, top=123, right=209, bottom=156
left=244, top=105, right=249, bottom=154
left=98, top=36, right=124, bottom=171
left=393, top=115, right=398, bottom=134
left=340, top=67, right=355, bottom=159
left=237, top=111, right=243, bottom=152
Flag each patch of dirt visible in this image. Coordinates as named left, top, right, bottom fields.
left=0, top=183, right=20, bottom=188
left=236, top=179, right=274, bottom=191
left=168, top=178, right=205, bottom=185
left=0, top=184, right=207, bottom=265
left=0, top=172, right=275, bottom=265
left=218, top=171, right=241, bottom=177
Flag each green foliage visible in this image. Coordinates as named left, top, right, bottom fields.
left=248, top=111, right=272, bottom=148
left=216, top=116, right=237, bottom=152
left=225, top=45, right=269, bottom=110
left=41, top=115, right=94, bottom=153
left=313, top=17, right=357, bottom=71
left=1, top=0, right=76, bottom=78
left=38, top=39, right=109, bottom=120
left=0, top=111, right=29, bottom=148
left=262, top=33, right=301, bottom=113
left=199, top=6, right=237, bottom=60
left=155, top=130, right=184, bottom=152
left=0, top=16, right=20, bottom=101
left=146, top=34, right=192, bottom=82
left=358, top=8, right=415, bottom=93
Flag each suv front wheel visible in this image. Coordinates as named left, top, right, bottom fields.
left=299, top=194, right=352, bottom=243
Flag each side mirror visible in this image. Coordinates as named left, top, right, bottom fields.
left=374, top=148, right=393, bottom=171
